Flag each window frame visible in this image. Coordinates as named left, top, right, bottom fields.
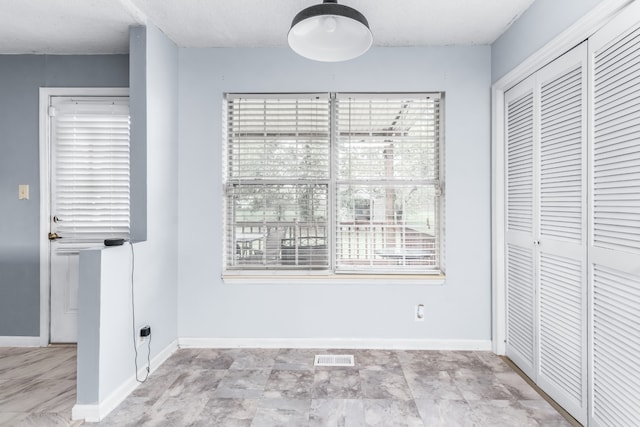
left=223, top=92, right=445, bottom=279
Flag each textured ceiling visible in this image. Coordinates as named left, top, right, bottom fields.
left=0, top=0, right=535, bottom=54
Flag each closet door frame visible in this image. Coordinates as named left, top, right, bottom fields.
left=491, top=0, right=631, bottom=357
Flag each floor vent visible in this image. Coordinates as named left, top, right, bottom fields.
left=314, top=354, right=355, bottom=367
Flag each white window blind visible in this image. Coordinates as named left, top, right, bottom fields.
left=223, top=93, right=443, bottom=274
left=335, top=94, right=441, bottom=273
left=224, top=94, right=330, bottom=269
left=52, top=97, right=130, bottom=248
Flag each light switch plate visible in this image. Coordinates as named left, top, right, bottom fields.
left=18, top=184, right=29, bottom=200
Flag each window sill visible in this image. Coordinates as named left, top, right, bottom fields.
left=222, top=273, right=445, bottom=286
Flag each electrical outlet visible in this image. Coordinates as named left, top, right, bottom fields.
left=138, top=325, right=151, bottom=345
left=415, top=304, right=425, bottom=322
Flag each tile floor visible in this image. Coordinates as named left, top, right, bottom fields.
left=0, top=346, right=573, bottom=426
left=95, top=348, right=572, bottom=426
left=0, top=346, right=79, bottom=427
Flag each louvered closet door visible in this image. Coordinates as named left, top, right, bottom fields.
left=589, top=3, right=640, bottom=426
left=535, top=42, right=588, bottom=425
left=505, top=76, right=537, bottom=380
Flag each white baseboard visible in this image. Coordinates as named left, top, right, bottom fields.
left=72, top=339, right=177, bottom=423
left=178, top=337, right=492, bottom=351
left=0, top=336, right=41, bottom=347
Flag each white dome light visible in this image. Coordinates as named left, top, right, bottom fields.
left=288, top=0, right=373, bottom=62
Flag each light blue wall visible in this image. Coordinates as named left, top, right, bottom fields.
left=129, top=27, right=148, bottom=243
left=75, top=24, right=179, bottom=407
left=128, top=23, right=179, bottom=358
left=4, top=0, right=606, bottom=347
left=0, top=55, right=128, bottom=337
left=491, top=0, right=606, bottom=82
left=76, top=250, right=101, bottom=404
left=178, top=46, right=492, bottom=343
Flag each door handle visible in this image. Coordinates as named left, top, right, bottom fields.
left=48, top=232, right=62, bottom=240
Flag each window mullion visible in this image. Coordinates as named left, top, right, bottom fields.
left=329, top=93, right=338, bottom=273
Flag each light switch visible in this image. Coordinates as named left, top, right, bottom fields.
left=18, top=184, right=29, bottom=200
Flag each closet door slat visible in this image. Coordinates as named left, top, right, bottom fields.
left=589, top=4, right=640, bottom=425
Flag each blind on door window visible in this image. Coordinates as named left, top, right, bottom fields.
left=52, top=98, right=130, bottom=247
left=335, top=94, right=441, bottom=273
left=224, top=94, right=330, bottom=269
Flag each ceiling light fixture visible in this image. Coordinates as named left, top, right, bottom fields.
left=288, top=0, right=373, bottom=62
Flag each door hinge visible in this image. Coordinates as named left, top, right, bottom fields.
left=48, top=106, right=56, bottom=117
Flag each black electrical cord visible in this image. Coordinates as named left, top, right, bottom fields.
left=130, top=241, right=150, bottom=383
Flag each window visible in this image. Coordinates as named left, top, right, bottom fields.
left=223, top=93, right=443, bottom=275
left=52, top=97, right=131, bottom=248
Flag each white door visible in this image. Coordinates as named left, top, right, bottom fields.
left=504, top=74, right=538, bottom=380
left=588, top=3, right=640, bottom=425
left=535, top=42, right=588, bottom=424
left=49, top=96, right=130, bottom=343
left=504, top=43, right=589, bottom=425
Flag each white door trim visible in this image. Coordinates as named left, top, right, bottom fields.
left=490, top=0, right=632, bottom=355
left=39, top=87, right=129, bottom=346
